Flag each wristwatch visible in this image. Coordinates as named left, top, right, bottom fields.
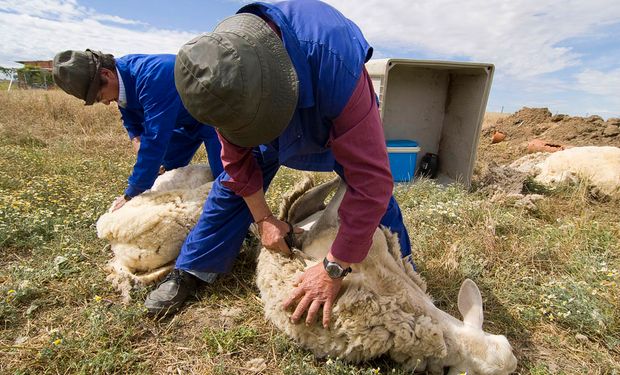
left=323, top=257, right=352, bottom=279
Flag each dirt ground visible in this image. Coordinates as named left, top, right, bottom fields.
left=473, top=108, right=620, bottom=195
left=477, top=108, right=620, bottom=165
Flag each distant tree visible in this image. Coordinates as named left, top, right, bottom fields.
left=0, top=66, right=17, bottom=81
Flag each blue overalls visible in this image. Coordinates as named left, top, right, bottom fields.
left=176, top=0, right=412, bottom=275
left=115, top=54, right=223, bottom=197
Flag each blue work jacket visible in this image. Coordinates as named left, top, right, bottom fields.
left=239, top=0, right=373, bottom=171
left=116, top=54, right=218, bottom=197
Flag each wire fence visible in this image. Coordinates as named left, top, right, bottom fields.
left=1, top=66, right=55, bottom=91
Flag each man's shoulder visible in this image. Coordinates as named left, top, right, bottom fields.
left=120, top=54, right=176, bottom=87
left=118, top=54, right=176, bottom=66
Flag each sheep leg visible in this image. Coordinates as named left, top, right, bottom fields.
left=134, top=263, right=175, bottom=285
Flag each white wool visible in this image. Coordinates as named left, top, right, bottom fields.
left=150, top=164, right=213, bottom=192
left=96, top=168, right=518, bottom=373
left=256, top=177, right=517, bottom=374
left=508, top=146, right=620, bottom=197
left=534, top=146, right=620, bottom=196
left=256, top=227, right=444, bottom=366
left=96, top=164, right=213, bottom=301
left=508, top=152, right=548, bottom=175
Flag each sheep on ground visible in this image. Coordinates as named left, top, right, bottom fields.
left=256, top=176, right=517, bottom=374
left=96, top=164, right=213, bottom=301
left=534, top=146, right=620, bottom=197
left=509, top=146, right=620, bottom=197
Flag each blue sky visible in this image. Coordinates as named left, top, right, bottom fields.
left=78, top=0, right=238, bottom=33
left=1, top=0, right=619, bottom=118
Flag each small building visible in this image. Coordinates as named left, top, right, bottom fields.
left=15, top=59, right=54, bottom=89
left=16, top=60, right=53, bottom=70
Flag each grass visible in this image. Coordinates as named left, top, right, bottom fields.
left=0, top=90, right=618, bottom=374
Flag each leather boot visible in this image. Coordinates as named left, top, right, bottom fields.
left=145, top=269, right=198, bottom=316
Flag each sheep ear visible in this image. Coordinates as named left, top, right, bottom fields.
left=457, top=279, right=484, bottom=328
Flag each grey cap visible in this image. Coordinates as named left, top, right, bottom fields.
left=52, top=49, right=103, bottom=105
left=175, top=13, right=299, bottom=147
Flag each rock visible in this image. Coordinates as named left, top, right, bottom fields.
left=26, top=303, right=39, bottom=316
left=575, top=333, right=589, bottom=343
left=218, top=307, right=243, bottom=328
left=245, top=358, right=267, bottom=373
left=53, top=255, right=69, bottom=272
left=603, top=125, right=620, bottom=137
left=491, top=131, right=506, bottom=144
left=585, top=115, right=604, bottom=124
left=527, top=139, right=566, bottom=153
left=551, top=114, right=568, bottom=122
left=513, top=194, right=544, bottom=211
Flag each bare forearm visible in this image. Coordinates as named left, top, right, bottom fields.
left=131, top=136, right=141, bottom=154
left=242, top=188, right=271, bottom=222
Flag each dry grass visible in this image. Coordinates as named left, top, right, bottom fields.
left=0, top=91, right=618, bottom=374
left=482, top=112, right=511, bottom=131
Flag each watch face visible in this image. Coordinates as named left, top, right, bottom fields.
left=325, top=262, right=344, bottom=278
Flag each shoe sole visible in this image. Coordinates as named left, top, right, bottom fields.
left=145, top=300, right=184, bottom=317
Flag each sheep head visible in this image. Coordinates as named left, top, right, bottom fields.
left=435, top=279, right=517, bottom=375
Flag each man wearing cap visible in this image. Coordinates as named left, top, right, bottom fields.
left=147, top=0, right=414, bottom=325
left=52, top=50, right=224, bottom=210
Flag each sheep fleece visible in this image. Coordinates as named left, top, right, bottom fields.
left=256, top=226, right=445, bottom=366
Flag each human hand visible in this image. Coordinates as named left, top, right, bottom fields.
left=111, top=195, right=129, bottom=212
left=131, top=137, right=141, bottom=154
left=282, top=262, right=342, bottom=329
left=258, top=216, right=303, bottom=255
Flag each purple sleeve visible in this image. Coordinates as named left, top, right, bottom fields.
left=329, top=68, right=393, bottom=263
left=218, top=132, right=264, bottom=197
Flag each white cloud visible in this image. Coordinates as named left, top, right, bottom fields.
left=0, top=0, right=84, bottom=20
left=91, top=14, right=147, bottom=26
left=1, top=0, right=619, bottom=117
left=572, top=68, right=620, bottom=116
left=317, top=0, right=620, bottom=117
left=0, top=0, right=196, bottom=67
left=323, top=0, right=620, bottom=79
left=576, top=68, right=620, bottom=96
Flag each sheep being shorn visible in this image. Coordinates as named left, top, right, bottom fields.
left=96, top=164, right=213, bottom=301
left=256, top=176, right=517, bottom=374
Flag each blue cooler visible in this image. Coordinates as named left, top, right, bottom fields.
left=386, top=140, right=420, bottom=182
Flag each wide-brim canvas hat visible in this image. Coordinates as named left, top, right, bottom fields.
left=175, top=13, right=299, bottom=147
left=53, top=49, right=103, bottom=106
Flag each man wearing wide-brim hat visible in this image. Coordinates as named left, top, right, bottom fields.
left=52, top=50, right=224, bottom=211
left=147, top=0, right=414, bottom=325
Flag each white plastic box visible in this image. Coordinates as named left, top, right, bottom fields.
left=366, top=58, right=494, bottom=187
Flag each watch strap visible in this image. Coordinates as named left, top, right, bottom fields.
left=323, top=257, right=352, bottom=279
